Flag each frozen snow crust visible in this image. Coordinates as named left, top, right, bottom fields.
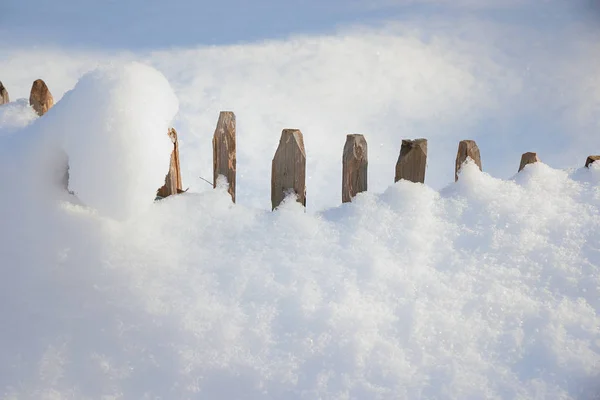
left=0, top=63, right=599, bottom=399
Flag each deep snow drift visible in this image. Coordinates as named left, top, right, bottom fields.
left=0, top=63, right=599, bottom=399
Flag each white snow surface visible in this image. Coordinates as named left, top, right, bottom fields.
left=0, top=63, right=599, bottom=399
left=44, top=63, right=178, bottom=220
left=1, top=1, right=600, bottom=398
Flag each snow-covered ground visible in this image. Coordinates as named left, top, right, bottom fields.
left=1, top=1, right=600, bottom=398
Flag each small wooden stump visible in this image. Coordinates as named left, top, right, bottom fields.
left=518, top=152, right=540, bottom=172
left=156, top=128, right=183, bottom=198
left=213, top=111, right=236, bottom=202
left=455, top=140, right=482, bottom=181
left=0, top=81, right=9, bottom=105
left=271, top=129, right=306, bottom=210
left=585, top=156, right=600, bottom=168
left=395, top=138, right=427, bottom=183
left=29, top=79, right=54, bottom=116
left=342, top=134, right=368, bottom=203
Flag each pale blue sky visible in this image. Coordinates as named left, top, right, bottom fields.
left=1, top=0, right=596, bottom=48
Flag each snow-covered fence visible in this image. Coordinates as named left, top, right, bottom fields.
left=455, top=140, right=482, bottom=181
left=586, top=156, right=600, bottom=168
left=1, top=79, right=600, bottom=209
left=271, top=129, right=307, bottom=210
left=342, top=134, right=368, bottom=203
left=0, top=81, right=8, bottom=105
left=519, top=152, right=541, bottom=172
left=30, top=79, right=54, bottom=116
left=1, top=78, right=56, bottom=115
left=213, top=111, right=236, bottom=202
left=156, top=128, right=184, bottom=198
left=395, top=138, right=428, bottom=184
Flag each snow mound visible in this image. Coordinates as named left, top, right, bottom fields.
left=37, top=62, right=179, bottom=220
left=0, top=68, right=599, bottom=399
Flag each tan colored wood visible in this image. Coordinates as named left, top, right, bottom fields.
left=0, top=81, right=9, bottom=105
left=585, top=155, right=600, bottom=168
left=271, top=129, right=306, bottom=210
left=212, top=111, right=236, bottom=202
left=342, top=134, right=368, bottom=203
left=29, top=79, right=54, bottom=116
left=518, top=152, right=540, bottom=172
left=395, top=138, right=427, bottom=183
left=157, top=128, right=184, bottom=198
left=455, top=140, right=482, bottom=181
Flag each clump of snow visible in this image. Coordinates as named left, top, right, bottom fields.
left=35, top=62, right=179, bottom=220
left=0, top=98, right=38, bottom=136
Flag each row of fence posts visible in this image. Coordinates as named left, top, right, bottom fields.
left=169, top=110, right=599, bottom=210
left=0, top=79, right=54, bottom=116
left=1, top=79, right=599, bottom=209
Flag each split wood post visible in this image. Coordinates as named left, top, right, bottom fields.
left=271, top=129, right=306, bottom=210
left=156, top=128, right=183, bottom=198
left=395, top=138, right=427, bottom=183
left=518, top=152, right=540, bottom=172
left=455, top=140, right=482, bottom=181
left=213, top=111, right=236, bottom=202
left=342, top=134, right=368, bottom=203
left=585, top=156, right=600, bottom=168
left=0, top=81, right=9, bottom=105
left=30, top=79, right=54, bottom=116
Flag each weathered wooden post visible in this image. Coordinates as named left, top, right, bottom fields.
left=29, top=79, right=54, bottom=116
left=342, top=134, right=368, bottom=203
left=0, top=81, right=9, bottom=105
left=213, top=111, right=236, bottom=202
left=455, top=140, right=482, bottom=181
left=585, top=156, right=600, bottom=168
left=518, top=152, right=540, bottom=172
left=395, top=138, right=427, bottom=183
left=271, top=129, right=306, bottom=210
left=156, top=128, right=183, bottom=199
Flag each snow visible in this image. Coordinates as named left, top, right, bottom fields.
left=0, top=64, right=599, bottom=397
left=41, top=62, right=179, bottom=220
left=1, top=0, right=600, bottom=398
left=0, top=99, right=37, bottom=136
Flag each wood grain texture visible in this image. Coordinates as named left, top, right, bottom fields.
left=29, top=79, right=54, bottom=116
left=157, top=128, right=183, bottom=198
left=518, top=152, right=540, bottom=172
left=586, top=155, right=600, bottom=168
left=395, top=138, right=427, bottom=183
left=342, top=134, right=368, bottom=203
left=455, top=140, right=482, bottom=181
left=0, top=81, right=9, bottom=105
left=271, top=129, right=306, bottom=210
left=213, top=111, right=236, bottom=202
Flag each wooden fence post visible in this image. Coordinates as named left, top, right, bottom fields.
left=156, top=128, right=183, bottom=199
left=271, top=129, right=306, bottom=210
left=586, top=156, right=600, bottom=168
left=518, top=152, right=540, bottom=172
left=455, top=140, right=482, bottom=181
left=395, top=138, right=427, bottom=183
left=0, top=81, right=9, bottom=105
left=342, top=134, right=368, bottom=203
left=30, top=79, right=54, bottom=116
left=213, top=111, right=236, bottom=202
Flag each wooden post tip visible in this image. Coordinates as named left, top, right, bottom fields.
left=585, top=156, right=600, bottom=168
